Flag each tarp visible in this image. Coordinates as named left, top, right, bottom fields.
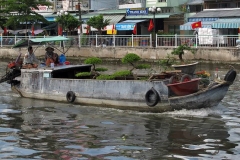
left=12, top=36, right=72, bottom=48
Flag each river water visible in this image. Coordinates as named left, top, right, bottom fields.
left=0, top=61, right=240, bottom=159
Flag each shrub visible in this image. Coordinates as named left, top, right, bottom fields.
left=112, top=70, right=132, bottom=77
left=84, top=57, right=102, bottom=65
left=136, top=64, right=151, bottom=69
left=75, top=72, right=91, bottom=77
left=95, top=67, right=108, bottom=72
left=121, top=53, right=141, bottom=64
left=96, top=75, right=115, bottom=80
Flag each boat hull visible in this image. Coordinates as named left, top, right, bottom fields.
left=169, top=83, right=229, bottom=110
left=12, top=71, right=231, bottom=113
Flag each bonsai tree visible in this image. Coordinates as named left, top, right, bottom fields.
left=121, top=53, right=150, bottom=72
left=119, top=53, right=151, bottom=79
left=75, top=57, right=107, bottom=79
left=171, top=44, right=195, bottom=63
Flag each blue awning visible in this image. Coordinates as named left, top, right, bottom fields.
left=45, top=17, right=55, bottom=22
left=212, top=18, right=240, bottom=28
left=116, top=19, right=147, bottom=31
left=180, top=21, right=214, bottom=30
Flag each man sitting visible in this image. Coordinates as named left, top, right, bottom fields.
left=45, top=46, right=59, bottom=67
left=23, top=46, right=39, bottom=68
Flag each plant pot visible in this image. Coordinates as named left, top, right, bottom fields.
left=172, top=62, right=198, bottom=75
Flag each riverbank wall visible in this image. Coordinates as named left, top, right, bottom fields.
left=1, top=47, right=240, bottom=63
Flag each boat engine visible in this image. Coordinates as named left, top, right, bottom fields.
left=0, top=61, right=21, bottom=85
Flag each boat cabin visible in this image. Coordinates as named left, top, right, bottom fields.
left=21, top=64, right=92, bottom=79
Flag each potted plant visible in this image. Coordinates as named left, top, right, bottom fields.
left=170, top=44, right=197, bottom=75
left=75, top=57, right=108, bottom=79
left=159, top=44, right=198, bottom=75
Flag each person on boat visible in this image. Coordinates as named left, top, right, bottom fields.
left=45, top=46, right=59, bottom=66
left=23, top=46, right=39, bottom=68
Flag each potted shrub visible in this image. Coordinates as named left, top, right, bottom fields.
left=169, top=44, right=197, bottom=75
left=115, top=53, right=151, bottom=80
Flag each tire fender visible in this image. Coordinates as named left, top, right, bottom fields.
left=66, top=91, right=76, bottom=103
left=145, top=88, right=160, bottom=107
left=224, top=69, right=237, bottom=84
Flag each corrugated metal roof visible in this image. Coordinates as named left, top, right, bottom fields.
left=103, top=15, right=125, bottom=25
left=180, top=21, right=213, bottom=30
left=187, top=0, right=204, bottom=5
left=80, top=14, right=124, bottom=24
left=212, top=18, right=240, bottom=28
left=191, top=9, right=240, bottom=18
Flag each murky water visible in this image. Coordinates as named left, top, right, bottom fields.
left=0, top=61, right=240, bottom=159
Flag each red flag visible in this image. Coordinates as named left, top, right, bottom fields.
left=31, top=24, right=34, bottom=36
left=133, top=25, right=137, bottom=35
left=191, top=21, right=202, bottom=29
left=3, top=27, right=7, bottom=36
left=148, top=19, right=154, bottom=32
left=58, top=24, right=62, bottom=35
left=112, top=24, right=115, bottom=34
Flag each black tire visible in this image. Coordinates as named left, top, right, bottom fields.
left=145, top=88, right=160, bottom=107
left=66, top=91, right=76, bottom=103
left=169, top=76, right=178, bottom=84
left=180, top=74, right=191, bottom=82
left=224, top=69, right=237, bottom=83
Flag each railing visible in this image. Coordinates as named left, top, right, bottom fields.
left=0, top=34, right=239, bottom=48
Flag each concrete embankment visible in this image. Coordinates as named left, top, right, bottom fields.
left=1, top=47, right=240, bottom=63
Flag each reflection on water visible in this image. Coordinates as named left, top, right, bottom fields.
left=0, top=61, right=240, bottom=159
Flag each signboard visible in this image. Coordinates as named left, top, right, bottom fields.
left=31, top=5, right=48, bottom=11
left=115, top=23, right=135, bottom=31
left=126, top=8, right=148, bottom=16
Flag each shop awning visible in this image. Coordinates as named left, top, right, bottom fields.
left=180, top=21, right=214, bottom=30
left=191, top=9, right=240, bottom=18
left=115, top=19, right=147, bottom=31
left=212, top=18, right=240, bottom=28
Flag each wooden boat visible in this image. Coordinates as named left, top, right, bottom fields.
left=0, top=37, right=237, bottom=113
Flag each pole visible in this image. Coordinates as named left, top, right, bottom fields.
left=153, top=12, right=156, bottom=47
left=153, top=12, right=156, bottom=37
left=78, top=2, right=83, bottom=34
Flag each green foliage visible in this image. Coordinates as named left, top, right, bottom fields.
left=95, top=68, right=108, bottom=72
left=55, top=14, right=81, bottom=33
left=86, top=14, right=110, bottom=35
left=96, top=75, right=115, bottom=80
left=136, top=64, right=151, bottom=69
left=171, top=44, right=195, bottom=62
left=158, top=54, right=177, bottom=71
left=113, top=70, right=132, bottom=77
left=121, top=53, right=141, bottom=64
left=80, top=34, right=88, bottom=45
left=75, top=72, right=91, bottom=77
left=2, top=0, right=52, bottom=29
left=84, top=57, right=102, bottom=65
